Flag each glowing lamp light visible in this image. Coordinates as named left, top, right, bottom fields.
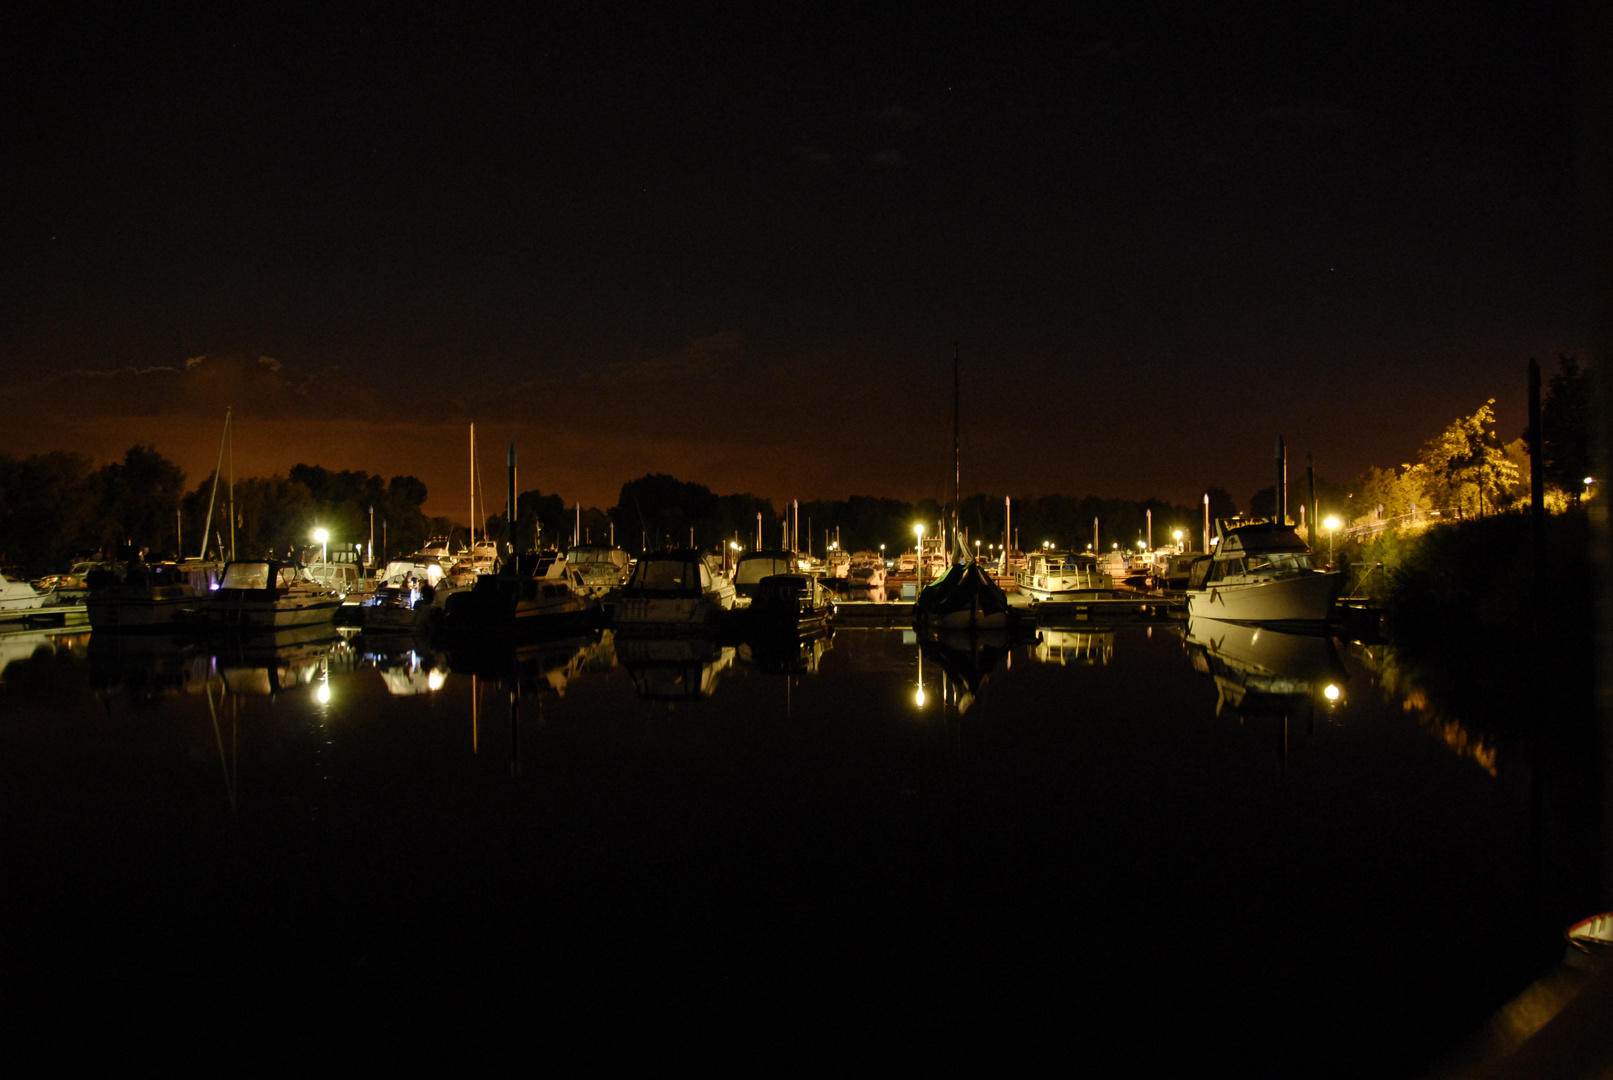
left=914, top=686, right=926, bottom=708
left=428, top=670, right=446, bottom=692
left=1323, top=516, right=1340, bottom=531
left=1323, top=684, right=1341, bottom=702
left=317, top=682, right=331, bottom=704
left=313, top=527, right=329, bottom=565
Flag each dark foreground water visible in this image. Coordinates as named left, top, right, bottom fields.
left=0, top=620, right=1591, bottom=1072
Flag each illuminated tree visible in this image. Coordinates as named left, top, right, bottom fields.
left=1419, top=400, right=1519, bottom=518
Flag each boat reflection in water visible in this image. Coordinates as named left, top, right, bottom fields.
left=1184, top=615, right=1347, bottom=719
left=356, top=631, right=450, bottom=696
left=738, top=627, right=834, bottom=675
left=915, top=628, right=1010, bottom=715
left=1030, top=627, right=1115, bottom=666
left=86, top=631, right=208, bottom=703
left=213, top=623, right=350, bottom=696
left=447, top=628, right=609, bottom=698
left=616, top=633, right=736, bottom=700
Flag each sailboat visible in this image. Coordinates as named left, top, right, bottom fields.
left=914, top=347, right=1013, bottom=633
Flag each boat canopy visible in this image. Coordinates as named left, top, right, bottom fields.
left=734, top=550, right=797, bottom=585
left=221, top=562, right=299, bottom=590
left=568, top=545, right=631, bottom=569
left=625, top=551, right=713, bottom=597
left=1218, top=523, right=1311, bottom=556
left=381, top=558, right=447, bottom=586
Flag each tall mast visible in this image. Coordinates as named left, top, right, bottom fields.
left=199, top=407, right=231, bottom=560
left=470, top=423, right=476, bottom=550
left=952, top=343, right=961, bottom=561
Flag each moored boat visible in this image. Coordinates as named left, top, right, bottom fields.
left=613, top=550, right=735, bottom=629
left=914, top=560, right=1011, bottom=632
left=1185, top=521, right=1342, bottom=624
left=747, top=573, right=835, bottom=634
left=86, top=558, right=223, bottom=630
left=1014, top=550, right=1114, bottom=601
left=191, top=559, right=345, bottom=629
left=440, top=551, right=601, bottom=633
left=0, top=571, right=56, bottom=615
left=731, top=549, right=800, bottom=607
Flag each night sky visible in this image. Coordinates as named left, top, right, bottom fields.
left=3, top=3, right=1590, bottom=517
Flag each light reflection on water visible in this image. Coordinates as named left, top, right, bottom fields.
left=0, top=618, right=1584, bottom=1073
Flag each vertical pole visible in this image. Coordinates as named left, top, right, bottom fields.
left=470, top=423, right=476, bottom=553
left=227, top=411, right=235, bottom=560
left=1203, top=493, right=1211, bottom=551
left=1004, top=496, right=1011, bottom=572
left=1529, top=359, right=1545, bottom=636
left=1307, top=454, right=1318, bottom=545
left=1146, top=508, right=1152, bottom=550
left=368, top=505, right=374, bottom=563
left=1275, top=434, right=1287, bottom=525
left=507, top=444, right=518, bottom=556
left=1094, top=516, right=1099, bottom=554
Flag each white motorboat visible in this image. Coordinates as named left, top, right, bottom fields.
left=193, top=560, right=345, bottom=629
left=1014, top=550, right=1114, bottom=601
left=0, top=571, right=55, bottom=615
left=567, top=544, right=633, bottom=596
left=846, top=551, right=887, bottom=588
left=614, top=550, right=735, bottom=629
left=1185, top=521, right=1341, bottom=624
left=357, top=556, right=465, bottom=632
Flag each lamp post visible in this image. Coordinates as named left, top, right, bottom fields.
left=1173, top=529, right=1183, bottom=551
left=313, top=528, right=328, bottom=566
left=914, top=524, right=925, bottom=590
left=1323, top=516, right=1340, bottom=566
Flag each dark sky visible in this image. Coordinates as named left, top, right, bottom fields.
left=3, top=3, right=1589, bottom=517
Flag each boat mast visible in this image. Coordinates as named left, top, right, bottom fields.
left=199, top=407, right=231, bottom=560
left=470, top=423, right=476, bottom=553
left=952, top=343, right=962, bottom=562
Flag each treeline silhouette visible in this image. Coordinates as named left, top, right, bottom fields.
left=0, top=447, right=1236, bottom=576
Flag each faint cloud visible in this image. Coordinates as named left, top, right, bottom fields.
left=596, top=331, right=748, bottom=386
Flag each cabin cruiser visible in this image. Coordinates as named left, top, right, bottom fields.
left=747, top=573, right=835, bottom=634
left=616, top=635, right=736, bottom=700
left=567, top=544, right=634, bottom=596
left=822, top=550, right=851, bottom=579
left=731, top=550, right=799, bottom=607
left=1014, top=550, right=1114, bottom=601
left=914, top=560, right=1011, bottom=632
left=0, top=571, right=54, bottom=615
left=357, top=555, right=464, bottom=632
left=613, top=550, right=736, bottom=629
left=440, top=551, right=600, bottom=632
left=86, top=558, right=223, bottom=630
left=1154, top=550, right=1206, bottom=591
left=191, top=559, right=345, bottom=629
left=846, top=551, right=887, bottom=589
left=1185, top=520, right=1341, bottom=624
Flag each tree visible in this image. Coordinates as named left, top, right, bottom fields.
left=1533, top=355, right=1598, bottom=502
left=1419, top=400, right=1519, bottom=518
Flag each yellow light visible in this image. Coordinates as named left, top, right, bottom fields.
left=428, top=670, right=446, bottom=691
left=1323, top=516, right=1340, bottom=531
left=317, top=682, right=331, bottom=704
left=313, top=528, right=329, bottom=544
left=914, top=687, right=926, bottom=707
left=1323, top=684, right=1341, bottom=701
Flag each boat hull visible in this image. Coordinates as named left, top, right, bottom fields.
left=1186, top=571, right=1340, bottom=623
left=87, top=589, right=203, bottom=629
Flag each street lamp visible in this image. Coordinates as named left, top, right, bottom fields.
left=1173, top=529, right=1183, bottom=550
left=914, top=524, right=925, bottom=590
left=313, top=528, right=329, bottom=566
left=1323, top=515, right=1340, bottom=566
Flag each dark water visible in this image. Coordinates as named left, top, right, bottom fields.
left=0, top=619, right=1583, bottom=1071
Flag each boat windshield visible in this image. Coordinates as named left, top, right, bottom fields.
left=630, top=558, right=700, bottom=593
left=221, top=562, right=273, bottom=590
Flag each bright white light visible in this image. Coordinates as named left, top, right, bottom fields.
left=914, top=687, right=926, bottom=707
left=914, top=524, right=924, bottom=538
left=428, top=670, right=446, bottom=691
left=1324, top=516, right=1340, bottom=531
left=317, top=682, right=331, bottom=704
left=313, top=528, right=329, bottom=544
left=1323, top=684, right=1341, bottom=702
left=1173, top=530, right=1183, bottom=541
left=1586, top=477, right=1596, bottom=486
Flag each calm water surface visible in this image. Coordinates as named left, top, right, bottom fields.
left=0, top=619, right=1578, bottom=1071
